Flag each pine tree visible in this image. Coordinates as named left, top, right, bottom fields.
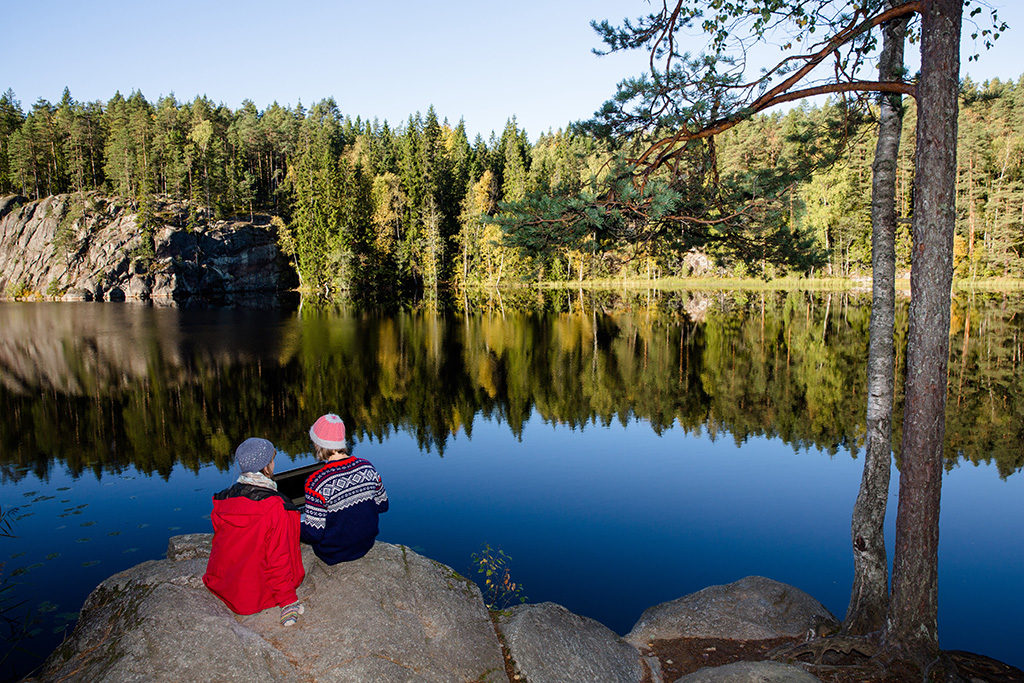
left=286, top=98, right=345, bottom=293
left=586, top=0, right=988, bottom=666
left=103, top=92, right=134, bottom=198
left=152, top=95, right=186, bottom=197
left=9, top=98, right=64, bottom=199
left=0, top=89, right=24, bottom=194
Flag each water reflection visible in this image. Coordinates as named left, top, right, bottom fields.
left=1, top=290, right=1022, bottom=481
left=2, top=291, right=1024, bottom=678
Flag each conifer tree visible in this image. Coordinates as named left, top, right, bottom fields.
left=287, top=98, right=345, bottom=292
left=103, top=92, right=134, bottom=199
left=64, top=100, right=105, bottom=194
left=371, top=171, right=406, bottom=261
left=125, top=92, right=155, bottom=211
left=8, top=98, right=67, bottom=198
left=0, top=90, right=24, bottom=194
left=501, top=140, right=528, bottom=203
left=151, top=95, right=186, bottom=197
left=228, top=99, right=263, bottom=216
left=582, top=0, right=1000, bottom=668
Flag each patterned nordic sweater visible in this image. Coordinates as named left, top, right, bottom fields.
left=300, top=456, right=389, bottom=565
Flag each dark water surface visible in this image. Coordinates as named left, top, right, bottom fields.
left=1, top=291, right=1022, bottom=678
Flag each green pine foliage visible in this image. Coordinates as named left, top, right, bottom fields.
left=2, top=80, right=1024, bottom=289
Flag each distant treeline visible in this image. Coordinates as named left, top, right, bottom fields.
left=0, top=78, right=1022, bottom=290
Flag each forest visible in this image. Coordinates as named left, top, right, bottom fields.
left=0, top=78, right=1022, bottom=292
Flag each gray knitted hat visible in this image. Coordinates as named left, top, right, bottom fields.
left=235, top=437, right=276, bottom=473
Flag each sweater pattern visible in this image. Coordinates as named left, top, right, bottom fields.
left=303, top=458, right=388, bottom=530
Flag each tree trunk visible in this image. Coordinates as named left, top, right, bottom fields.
left=884, top=0, right=961, bottom=664
left=968, top=158, right=976, bottom=279
left=843, top=2, right=907, bottom=636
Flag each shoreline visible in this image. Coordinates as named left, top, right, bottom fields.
left=7, top=276, right=1024, bottom=304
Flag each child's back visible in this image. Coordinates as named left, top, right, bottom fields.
left=203, top=437, right=305, bottom=623
left=300, top=414, right=389, bottom=565
left=301, top=454, right=389, bottom=564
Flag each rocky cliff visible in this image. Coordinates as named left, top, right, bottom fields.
left=31, top=535, right=836, bottom=682
left=0, top=194, right=296, bottom=304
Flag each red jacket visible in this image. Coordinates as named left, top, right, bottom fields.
left=203, top=483, right=305, bottom=614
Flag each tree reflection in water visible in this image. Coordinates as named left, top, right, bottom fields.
left=0, top=289, right=1022, bottom=482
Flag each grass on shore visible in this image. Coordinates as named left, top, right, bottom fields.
left=955, top=277, right=1024, bottom=291
left=464, top=277, right=869, bottom=292
left=464, top=275, right=1024, bottom=293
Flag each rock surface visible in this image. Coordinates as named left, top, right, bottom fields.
left=35, top=535, right=848, bottom=682
left=626, top=576, right=838, bottom=646
left=166, top=533, right=213, bottom=560
left=675, top=660, right=822, bottom=682
left=0, top=193, right=295, bottom=304
left=35, top=536, right=505, bottom=682
left=281, top=542, right=505, bottom=681
left=496, top=602, right=649, bottom=683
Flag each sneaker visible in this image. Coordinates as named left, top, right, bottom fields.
left=280, top=602, right=305, bottom=626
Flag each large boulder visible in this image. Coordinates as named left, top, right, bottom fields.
left=60, top=287, right=92, bottom=302
left=166, top=533, right=212, bottom=560
left=0, top=194, right=25, bottom=220
left=626, top=576, right=838, bottom=646
left=272, top=542, right=505, bottom=681
left=125, top=274, right=151, bottom=300
left=34, top=555, right=297, bottom=681
left=496, top=602, right=651, bottom=683
left=35, top=536, right=505, bottom=682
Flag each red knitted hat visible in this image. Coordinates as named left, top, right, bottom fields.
left=310, top=413, right=347, bottom=450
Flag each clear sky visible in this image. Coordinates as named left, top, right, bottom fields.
left=3, top=1, right=1022, bottom=141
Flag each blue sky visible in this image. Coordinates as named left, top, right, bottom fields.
left=3, top=1, right=1022, bottom=141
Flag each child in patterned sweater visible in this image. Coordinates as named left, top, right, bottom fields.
left=300, top=414, right=389, bottom=564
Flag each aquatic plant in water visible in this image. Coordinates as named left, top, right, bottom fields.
left=1, top=505, right=44, bottom=668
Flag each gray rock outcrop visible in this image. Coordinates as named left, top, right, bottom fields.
left=0, top=194, right=295, bottom=304
left=496, top=602, right=650, bottom=683
left=36, top=537, right=505, bottom=682
left=35, top=536, right=843, bottom=682
left=284, top=543, right=505, bottom=681
left=627, top=576, right=838, bottom=646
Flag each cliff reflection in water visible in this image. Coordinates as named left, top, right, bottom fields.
left=1, top=290, right=1022, bottom=481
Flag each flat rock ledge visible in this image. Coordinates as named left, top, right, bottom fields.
left=33, top=536, right=834, bottom=682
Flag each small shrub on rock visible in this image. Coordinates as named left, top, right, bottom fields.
left=472, top=544, right=527, bottom=611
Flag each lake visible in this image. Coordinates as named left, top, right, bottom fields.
left=1, top=289, right=1022, bottom=679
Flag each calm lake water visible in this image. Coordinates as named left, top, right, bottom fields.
left=1, top=290, right=1022, bottom=679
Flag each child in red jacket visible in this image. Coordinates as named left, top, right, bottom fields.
left=203, top=437, right=305, bottom=626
